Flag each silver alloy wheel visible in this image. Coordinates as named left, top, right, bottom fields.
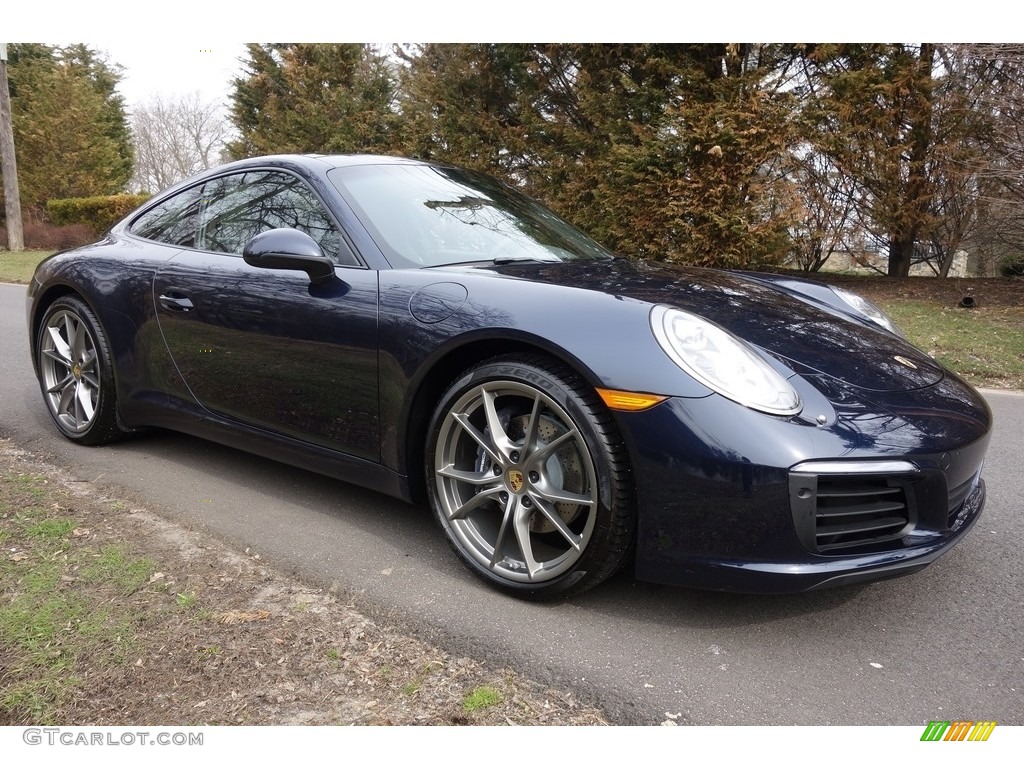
left=39, top=309, right=101, bottom=434
left=433, top=380, right=599, bottom=583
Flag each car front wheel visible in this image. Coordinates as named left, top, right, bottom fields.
left=426, top=356, right=634, bottom=599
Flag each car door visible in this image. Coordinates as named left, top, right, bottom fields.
left=151, top=169, right=380, bottom=461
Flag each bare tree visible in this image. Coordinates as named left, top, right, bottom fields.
left=788, top=149, right=858, bottom=272
left=130, top=92, right=228, bottom=192
left=956, top=44, right=1024, bottom=275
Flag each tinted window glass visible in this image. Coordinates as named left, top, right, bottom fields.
left=129, top=185, right=203, bottom=247
left=199, top=171, right=350, bottom=264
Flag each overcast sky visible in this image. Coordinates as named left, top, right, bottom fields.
left=109, top=43, right=248, bottom=108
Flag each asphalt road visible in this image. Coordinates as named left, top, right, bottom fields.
left=2, top=281, right=1021, bottom=725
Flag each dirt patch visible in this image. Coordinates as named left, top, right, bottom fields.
left=0, top=440, right=609, bottom=726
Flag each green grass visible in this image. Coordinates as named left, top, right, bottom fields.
left=7, top=473, right=48, bottom=499
left=0, top=250, right=51, bottom=284
left=400, top=662, right=443, bottom=699
left=878, top=299, right=1024, bottom=389
left=0, top=553, right=137, bottom=723
left=462, top=686, right=502, bottom=713
left=0, top=471, right=156, bottom=724
left=79, top=545, right=154, bottom=596
left=22, top=518, right=75, bottom=540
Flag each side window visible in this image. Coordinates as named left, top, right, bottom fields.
left=129, top=185, right=203, bottom=247
left=198, top=171, right=355, bottom=265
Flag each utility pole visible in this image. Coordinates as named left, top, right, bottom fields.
left=0, top=43, right=24, bottom=252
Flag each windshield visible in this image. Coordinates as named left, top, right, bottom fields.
left=328, top=163, right=615, bottom=268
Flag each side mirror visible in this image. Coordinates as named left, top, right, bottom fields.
left=242, top=228, right=336, bottom=284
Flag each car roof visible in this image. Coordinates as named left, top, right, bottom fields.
left=215, top=154, right=429, bottom=174
left=137, top=153, right=432, bottom=204
left=310, top=154, right=428, bottom=168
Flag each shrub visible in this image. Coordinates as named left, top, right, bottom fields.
left=46, top=194, right=151, bottom=237
left=1, top=221, right=95, bottom=250
left=1000, top=254, right=1024, bottom=277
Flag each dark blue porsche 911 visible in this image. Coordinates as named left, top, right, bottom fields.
left=27, top=154, right=992, bottom=599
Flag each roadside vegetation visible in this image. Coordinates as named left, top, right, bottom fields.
left=6, top=44, right=1024, bottom=281
left=0, top=441, right=608, bottom=725
left=0, top=250, right=51, bottom=284
left=817, top=273, right=1024, bottom=391
left=882, top=300, right=1024, bottom=389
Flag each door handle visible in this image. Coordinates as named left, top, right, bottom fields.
left=159, top=293, right=195, bottom=312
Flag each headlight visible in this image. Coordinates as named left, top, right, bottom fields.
left=650, top=305, right=802, bottom=416
left=830, top=286, right=905, bottom=338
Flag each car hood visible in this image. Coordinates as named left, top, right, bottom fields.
left=473, top=259, right=945, bottom=393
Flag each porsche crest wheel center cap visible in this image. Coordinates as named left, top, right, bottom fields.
left=71, top=362, right=83, bottom=379
left=506, top=469, right=525, bottom=494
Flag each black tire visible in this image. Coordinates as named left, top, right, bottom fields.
left=425, top=354, right=635, bottom=599
left=36, top=295, right=125, bottom=446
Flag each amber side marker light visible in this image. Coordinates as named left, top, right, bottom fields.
left=595, top=388, right=669, bottom=412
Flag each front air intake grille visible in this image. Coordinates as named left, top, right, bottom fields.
left=813, top=479, right=912, bottom=552
left=789, top=462, right=920, bottom=555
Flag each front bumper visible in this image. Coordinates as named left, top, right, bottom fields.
left=621, top=376, right=992, bottom=593
left=645, top=476, right=984, bottom=594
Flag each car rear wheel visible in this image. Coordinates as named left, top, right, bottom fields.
left=36, top=296, right=125, bottom=445
left=426, top=356, right=634, bottom=599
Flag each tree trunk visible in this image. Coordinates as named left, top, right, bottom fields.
left=0, top=53, right=24, bottom=252
left=885, top=44, right=936, bottom=278
left=888, top=235, right=914, bottom=276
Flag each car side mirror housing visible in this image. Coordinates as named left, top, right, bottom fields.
left=242, top=228, right=336, bottom=284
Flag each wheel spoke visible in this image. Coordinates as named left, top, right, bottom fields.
left=46, top=325, right=72, bottom=363
left=531, top=485, right=594, bottom=508
left=480, top=387, right=514, bottom=458
left=488, top=494, right=517, bottom=568
left=437, top=464, right=500, bottom=486
left=75, top=383, right=85, bottom=426
left=57, top=381, right=77, bottom=415
left=76, top=382, right=96, bottom=423
left=529, top=428, right=579, bottom=463
left=529, top=494, right=584, bottom=551
left=447, top=485, right=503, bottom=521
left=43, top=348, right=70, bottom=367
left=65, top=315, right=84, bottom=361
left=453, top=413, right=503, bottom=466
left=520, top=393, right=543, bottom=455
left=512, top=501, right=543, bottom=579
left=47, top=373, right=74, bottom=394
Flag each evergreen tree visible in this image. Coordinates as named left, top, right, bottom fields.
left=227, top=43, right=402, bottom=159
left=802, top=44, right=944, bottom=276
left=6, top=44, right=132, bottom=211
left=398, top=44, right=799, bottom=267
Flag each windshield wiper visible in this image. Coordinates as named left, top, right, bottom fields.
left=491, top=256, right=561, bottom=265
left=423, top=256, right=562, bottom=269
